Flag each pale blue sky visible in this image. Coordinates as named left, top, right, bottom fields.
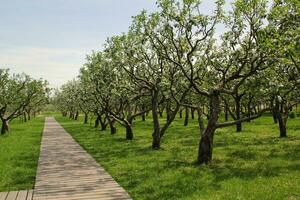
left=0, top=0, right=226, bottom=88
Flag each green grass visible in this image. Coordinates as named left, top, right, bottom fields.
left=0, top=117, right=44, bottom=192
left=56, top=115, right=300, bottom=200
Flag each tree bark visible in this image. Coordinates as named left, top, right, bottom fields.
left=224, top=103, right=228, bottom=121
left=197, top=108, right=205, bottom=134
left=272, top=108, right=278, bottom=124
left=74, top=111, right=79, bottom=120
left=99, top=116, right=107, bottom=131
left=277, top=112, right=287, bottom=137
left=179, top=109, right=183, bottom=118
left=109, top=120, right=117, bottom=135
left=197, top=91, right=221, bottom=165
left=236, top=95, right=242, bottom=132
left=166, top=100, right=171, bottom=121
left=23, top=112, right=27, bottom=123
left=94, top=115, right=100, bottom=128
left=84, top=113, right=88, bottom=124
left=270, top=99, right=278, bottom=124
left=184, top=107, right=189, bottom=126
left=125, top=124, right=133, bottom=140
left=158, top=111, right=163, bottom=118
left=246, top=95, right=252, bottom=122
left=275, top=98, right=287, bottom=137
left=191, top=108, right=195, bottom=120
left=152, top=90, right=161, bottom=149
left=27, top=111, right=31, bottom=121
left=1, top=120, right=9, bottom=135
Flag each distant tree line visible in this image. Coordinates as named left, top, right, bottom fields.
left=53, top=0, right=300, bottom=165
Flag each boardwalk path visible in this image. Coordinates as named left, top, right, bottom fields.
left=33, top=117, right=131, bottom=200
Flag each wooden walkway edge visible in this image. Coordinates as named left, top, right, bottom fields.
left=33, top=117, right=131, bottom=200
left=0, top=190, right=33, bottom=200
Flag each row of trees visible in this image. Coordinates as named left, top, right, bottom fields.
left=0, top=69, right=50, bottom=134
left=54, top=0, right=299, bottom=164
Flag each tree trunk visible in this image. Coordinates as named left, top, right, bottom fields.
left=158, top=111, right=163, bottom=118
left=270, top=99, right=278, bottom=124
left=100, top=123, right=107, bottom=131
left=1, top=120, right=9, bottom=135
left=247, top=95, right=252, bottom=122
left=224, top=103, right=228, bottom=121
left=125, top=124, right=133, bottom=140
left=275, top=98, right=287, bottom=137
left=277, top=112, right=287, bottom=137
left=152, top=90, right=161, bottom=149
left=197, top=91, right=220, bottom=165
left=142, top=113, right=146, bottom=121
left=184, top=107, right=189, bottom=126
left=198, top=133, right=214, bottom=164
left=236, top=96, right=242, bottom=132
left=27, top=111, right=31, bottom=121
left=84, top=113, right=88, bottom=124
left=109, top=120, right=117, bottom=135
left=272, top=108, right=278, bottom=123
left=23, top=112, right=27, bottom=123
left=74, top=111, right=79, bottom=120
left=94, top=116, right=100, bottom=128
left=166, top=100, right=171, bottom=121
left=179, top=109, right=183, bottom=118
left=197, top=108, right=205, bottom=134
left=191, top=108, right=195, bottom=120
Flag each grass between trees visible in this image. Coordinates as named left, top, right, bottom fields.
left=56, top=115, right=300, bottom=200
left=0, top=117, right=44, bottom=192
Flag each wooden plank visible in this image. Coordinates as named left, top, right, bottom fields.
left=6, top=191, right=18, bottom=200
left=33, top=117, right=132, bottom=200
left=16, top=191, right=28, bottom=200
left=26, top=190, right=33, bottom=200
left=0, top=192, right=8, bottom=200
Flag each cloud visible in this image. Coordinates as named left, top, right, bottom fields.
left=0, top=46, right=88, bottom=88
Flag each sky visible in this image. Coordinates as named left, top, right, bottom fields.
left=0, top=0, right=226, bottom=89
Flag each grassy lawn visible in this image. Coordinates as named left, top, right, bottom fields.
left=0, top=117, right=44, bottom=192
left=56, top=115, right=300, bottom=200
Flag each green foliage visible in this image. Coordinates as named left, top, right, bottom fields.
left=0, top=69, right=49, bottom=134
left=53, top=0, right=300, bottom=164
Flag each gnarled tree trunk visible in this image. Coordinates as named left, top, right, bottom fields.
left=152, top=90, right=161, bottom=149
left=184, top=107, right=189, bottom=126
left=1, top=119, right=9, bottom=135
left=197, top=92, right=221, bottom=165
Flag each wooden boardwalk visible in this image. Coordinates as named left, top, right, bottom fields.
left=33, top=117, right=131, bottom=200
left=0, top=190, right=33, bottom=200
